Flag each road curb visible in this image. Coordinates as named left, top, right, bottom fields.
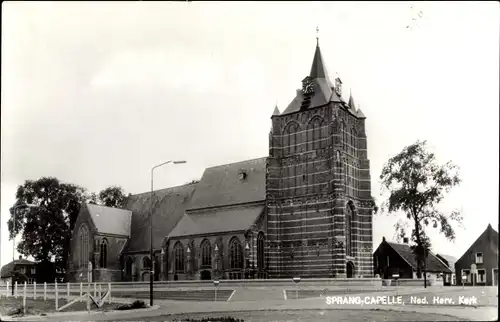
left=145, top=306, right=480, bottom=321
left=0, top=304, right=160, bottom=321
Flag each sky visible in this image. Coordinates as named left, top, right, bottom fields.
left=1, top=1, right=499, bottom=268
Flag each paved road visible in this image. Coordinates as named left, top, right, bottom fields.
left=102, top=309, right=465, bottom=321
left=3, top=286, right=497, bottom=321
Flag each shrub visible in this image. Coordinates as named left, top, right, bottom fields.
left=184, top=317, right=244, bottom=322
left=131, top=300, right=147, bottom=309
left=117, top=300, right=147, bottom=311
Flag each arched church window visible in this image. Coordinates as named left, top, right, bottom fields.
left=125, top=257, right=133, bottom=277
left=154, top=256, right=160, bottom=281
left=201, top=239, right=212, bottom=268
left=345, top=204, right=354, bottom=257
left=78, top=224, right=89, bottom=268
left=142, top=256, right=151, bottom=269
left=257, top=232, right=265, bottom=270
left=174, top=242, right=184, bottom=272
left=100, top=238, right=108, bottom=268
left=229, top=237, right=243, bottom=269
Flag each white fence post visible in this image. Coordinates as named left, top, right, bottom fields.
left=6, top=281, right=9, bottom=297
left=80, top=282, right=83, bottom=297
left=108, top=283, right=112, bottom=303
left=55, top=281, right=58, bottom=310
left=23, top=282, right=27, bottom=315
left=34, top=281, right=37, bottom=299
left=93, top=283, right=96, bottom=297
left=99, top=284, right=102, bottom=298
left=15, top=281, right=18, bottom=297
left=87, top=282, right=90, bottom=312
left=67, top=282, right=70, bottom=300
left=44, top=282, right=47, bottom=301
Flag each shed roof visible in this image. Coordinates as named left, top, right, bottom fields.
left=86, top=203, right=132, bottom=236
left=385, top=241, right=452, bottom=273
left=122, top=183, right=197, bottom=253
left=187, top=157, right=267, bottom=210
left=168, top=205, right=264, bottom=238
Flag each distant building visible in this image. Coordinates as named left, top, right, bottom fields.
left=436, top=254, right=457, bottom=285
left=68, top=39, right=376, bottom=282
left=455, top=224, right=498, bottom=286
left=0, top=256, right=37, bottom=284
left=373, top=237, right=452, bottom=280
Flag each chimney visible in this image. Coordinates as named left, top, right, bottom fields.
left=403, top=237, right=409, bottom=244
left=19, top=255, right=22, bottom=260
left=382, top=237, right=386, bottom=242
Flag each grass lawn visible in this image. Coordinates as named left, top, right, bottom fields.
left=0, top=296, right=123, bottom=316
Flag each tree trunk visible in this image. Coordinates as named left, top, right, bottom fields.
left=414, top=221, right=422, bottom=278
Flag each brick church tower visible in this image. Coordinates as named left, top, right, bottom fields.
left=266, top=40, right=374, bottom=278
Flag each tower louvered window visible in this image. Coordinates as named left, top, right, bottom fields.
left=307, top=117, right=325, bottom=150
left=341, top=122, right=346, bottom=151
left=351, top=128, right=357, bottom=156
left=284, top=122, right=300, bottom=155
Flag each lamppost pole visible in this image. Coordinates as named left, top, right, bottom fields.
left=150, top=160, right=186, bottom=307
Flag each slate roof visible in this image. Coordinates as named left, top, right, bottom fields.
left=187, top=157, right=267, bottom=210
left=1, top=259, right=36, bottom=278
left=348, top=92, right=357, bottom=112
left=282, top=44, right=342, bottom=115
left=456, top=224, right=499, bottom=264
left=310, top=42, right=330, bottom=81
left=436, top=254, right=457, bottom=272
left=122, top=183, right=197, bottom=253
left=168, top=205, right=264, bottom=238
left=272, top=105, right=280, bottom=117
left=356, top=108, right=366, bottom=119
left=86, top=203, right=132, bottom=236
left=386, top=242, right=452, bottom=273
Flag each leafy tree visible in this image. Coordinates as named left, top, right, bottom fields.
left=87, top=192, right=99, bottom=205
left=379, top=140, right=462, bottom=280
left=98, top=186, right=127, bottom=208
left=8, top=177, right=88, bottom=280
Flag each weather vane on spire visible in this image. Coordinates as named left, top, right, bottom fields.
left=316, top=26, right=320, bottom=45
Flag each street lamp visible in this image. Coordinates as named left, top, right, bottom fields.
left=150, top=160, right=186, bottom=307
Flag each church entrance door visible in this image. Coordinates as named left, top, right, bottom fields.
left=200, top=270, right=211, bottom=280
left=346, top=261, right=354, bottom=278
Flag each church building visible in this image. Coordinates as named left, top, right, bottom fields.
left=67, top=40, right=375, bottom=282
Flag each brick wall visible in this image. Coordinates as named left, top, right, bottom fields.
left=267, top=102, right=373, bottom=278
left=455, top=226, right=499, bottom=286
left=165, top=222, right=267, bottom=281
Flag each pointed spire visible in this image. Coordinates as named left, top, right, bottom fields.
left=348, top=90, right=356, bottom=111
left=356, top=107, right=366, bottom=119
left=309, top=35, right=329, bottom=80
left=271, top=104, right=280, bottom=117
